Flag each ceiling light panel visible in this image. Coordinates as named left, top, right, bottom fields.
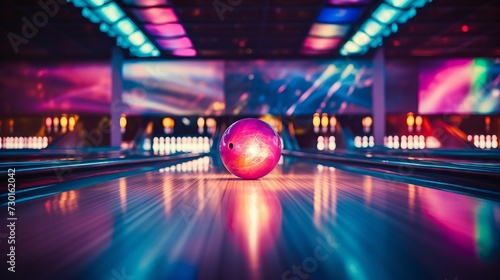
left=69, top=0, right=160, bottom=57
left=144, top=23, right=186, bottom=37
left=309, top=23, right=350, bottom=37
left=340, top=0, right=434, bottom=56
left=317, top=8, right=364, bottom=23
left=131, top=8, right=178, bottom=24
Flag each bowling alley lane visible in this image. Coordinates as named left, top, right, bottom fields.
left=6, top=156, right=500, bottom=280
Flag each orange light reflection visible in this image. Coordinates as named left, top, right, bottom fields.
left=119, top=178, right=127, bottom=213
left=227, top=185, right=282, bottom=280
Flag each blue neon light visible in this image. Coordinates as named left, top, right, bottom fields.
left=352, top=31, right=371, bottom=47
left=96, top=2, right=124, bottom=23
left=372, top=3, right=402, bottom=25
left=128, top=31, right=146, bottom=46
left=386, top=0, right=413, bottom=9
left=116, top=18, right=136, bottom=35
left=69, top=0, right=162, bottom=57
left=318, top=8, right=364, bottom=23
left=361, top=19, right=384, bottom=37
left=85, top=0, right=108, bottom=7
left=340, top=0, right=433, bottom=55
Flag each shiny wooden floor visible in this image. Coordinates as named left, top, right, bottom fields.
left=5, top=156, right=500, bottom=280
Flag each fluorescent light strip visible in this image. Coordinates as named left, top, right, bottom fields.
left=72, top=0, right=88, bottom=7
left=81, top=7, right=101, bottom=23
left=173, top=49, right=197, bottom=57
left=96, top=2, right=125, bottom=23
left=372, top=3, right=402, bottom=25
left=386, top=0, right=413, bottom=9
left=139, top=43, right=154, bottom=53
left=68, top=0, right=160, bottom=57
left=116, top=18, right=137, bottom=36
left=343, top=41, right=362, bottom=53
left=361, top=18, right=384, bottom=37
left=340, top=0, right=434, bottom=55
left=129, top=31, right=146, bottom=46
left=85, top=0, right=109, bottom=7
left=351, top=31, right=371, bottom=47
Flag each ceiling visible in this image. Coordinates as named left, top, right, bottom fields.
left=386, top=0, right=500, bottom=57
left=0, top=0, right=499, bottom=60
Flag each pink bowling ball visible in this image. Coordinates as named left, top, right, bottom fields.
left=219, top=118, right=282, bottom=179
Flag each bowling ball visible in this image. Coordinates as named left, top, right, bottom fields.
left=219, top=118, right=281, bottom=179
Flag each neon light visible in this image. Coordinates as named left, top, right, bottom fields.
left=173, top=49, right=197, bottom=57
left=96, top=2, right=124, bottom=23
left=156, top=37, right=193, bottom=49
left=139, top=42, right=154, bottom=53
left=386, top=0, right=413, bottom=9
left=317, top=8, right=363, bottom=23
left=144, top=23, right=185, bottom=37
left=309, top=23, right=350, bottom=37
left=132, top=7, right=178, bottom=24
left=372, top=3, right=402, bottom=24
left=85, top=0, right=108, bottom=7
left=128, top=31, right=146, bottom=46
left=343, top=41, right=362, bottom=53
left=361, top=18, right=384, bottom=37
left=116, top=18, right=136, bottom=35
left=303, top=37, right=341, bottom=50
left=352, top=31, right=371, bottom=46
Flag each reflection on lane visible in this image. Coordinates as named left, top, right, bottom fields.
left=4, top=157, right=500, bottom=280
left=225, top=181, right=282, bottom=280
left=420, top=186, right=499, bottom=260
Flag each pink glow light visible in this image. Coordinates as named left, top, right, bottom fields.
left=132, top=8, right=177, bottom=24
left=419, top=59, right=473, bottom=114
left=309, top=23, right=349, bottom=37
left=303, top=37, right=341, bottom=50
left=420, top=188, right=479, bottom=255
left=173, top=49, right=197, bottom=56
left=156, top=37, right=193, bottom=49
left=144, top=23, right=185, bottom=37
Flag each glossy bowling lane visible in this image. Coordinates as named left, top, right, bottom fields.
left=6, top=156, right=500, bottom=280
